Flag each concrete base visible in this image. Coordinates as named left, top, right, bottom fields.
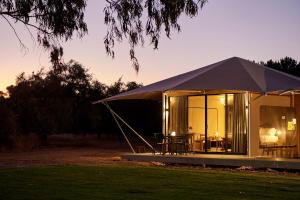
left=122, top=153, right=300, bottom=170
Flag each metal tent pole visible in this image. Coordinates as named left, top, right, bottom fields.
left=103, top=102, right=136, bottom=154
left=103, top=102, right=156, bottom=153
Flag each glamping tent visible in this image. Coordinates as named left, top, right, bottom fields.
left=96, top=57, right=300, bottom=158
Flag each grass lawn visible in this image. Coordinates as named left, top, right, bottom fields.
left=0, top=165, right=300, bottom=200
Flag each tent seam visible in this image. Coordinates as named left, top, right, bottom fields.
left=169, top=58, right=230, bottom=90
left=238, top=59, right=267, bottom=93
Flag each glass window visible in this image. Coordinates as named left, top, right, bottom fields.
left=259, top=106, right=297, bottom=157
left=188, top=96, right=205, bottom=152
left=165, top=93, right=249, bottom=154
left=206, top=95, right=226, bottom=152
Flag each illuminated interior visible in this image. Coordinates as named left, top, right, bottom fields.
left=187, top=94, right=247, bottom=153
left=259, top=106, right=297, bottom=157
left=207, top=95, right=226, bottom=141
left=166, top=93, right=248, bottom=154
left=188, top=96, right=205, bottom=151
left=164, top=92, right=298, bottom=157
left=188, top=95, right=228, bottom=152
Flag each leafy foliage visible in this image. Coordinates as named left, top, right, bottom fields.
left=1, top=60, right=161, bottom=147
left=104, top=0, right=207, bottom=71
left=1, top=0, right=208, bottom=70
left=261, top=57, right=300, bottom=77
left=0, top=0, right=87, bottom=62
left=0, top=96, right=16, bottom=148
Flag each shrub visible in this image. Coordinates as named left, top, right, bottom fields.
left=0, top=98, right=17, bottom=150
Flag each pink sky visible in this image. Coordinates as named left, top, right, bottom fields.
left=0, top=0, right=299, bottom=91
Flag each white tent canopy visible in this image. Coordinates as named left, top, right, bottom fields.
left=99, top=57, right=300, bottom=102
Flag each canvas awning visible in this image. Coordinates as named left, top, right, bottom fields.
left=97, top=57, right=300, bottom=102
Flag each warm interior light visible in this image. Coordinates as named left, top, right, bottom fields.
left=227, top=95, right=234, bottom=106
left=292, top=118, right=297, bottom=125
left=171, top=131, right=176, bottom=137
left=259, top=127, right=279, bottom=143
left=270, top=128, right=277, bottom=136
left=277, top=130, right=281, bottom=135
left=169, top=97, right=175, bottom=105
left=220, top=97, right=225, bottom=105
left=288, top=121, right=296, bottom=131
left=215, top=132, right=219, bottom=137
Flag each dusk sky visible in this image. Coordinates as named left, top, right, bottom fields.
left=0, top=0, right=299, bottom=92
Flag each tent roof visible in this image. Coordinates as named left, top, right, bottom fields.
left=100, top=57, right=300, bottom=102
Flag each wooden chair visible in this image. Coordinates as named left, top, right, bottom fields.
left=153, top=133, right=167, bottom=154
left=173, top=136, right=186, bottom=154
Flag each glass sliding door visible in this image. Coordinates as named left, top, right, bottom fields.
left=225, top=94, right=234, bottom=153
left=207, top=95, right=226, bottom=152
left=188, top=96, right=205, bottom=152
left=187, top=93, right=248, bottom=154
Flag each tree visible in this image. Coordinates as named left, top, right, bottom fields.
left=5, top=59, right=145, bottom=142
left=261, top=57, right=300, bottom=77
left=104, top=0, right=207, bottom=71
left=126, top=81, right=143, bottom=91
left=0, top=91, right=7, bottom=98
left=105, top=78, right=143, bottom=97
left=1, top=0, right=207, bottom=70
left=0, top=96, right=16, bottom=148
left=106, top=77, right=125, bottom=97
left=0, top=0, right=87, bottom=62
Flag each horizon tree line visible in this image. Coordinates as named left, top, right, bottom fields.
left=0, top=59, right=160, bottom=149
left=0, top=56, right=299, bottom=149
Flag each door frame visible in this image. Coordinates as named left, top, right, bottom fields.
left=186, top=93, right=248, bottom=155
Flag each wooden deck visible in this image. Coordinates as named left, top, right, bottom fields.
left=122, top=153, right=300, bottom=170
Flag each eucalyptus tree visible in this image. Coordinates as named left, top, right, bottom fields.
left=1, top=0, right=207, bottom=70
left=104, top=0, right=207, bottom=71
left=0, top=0, right=87, bottom=62
left=262, top=57, right=300, bottom=77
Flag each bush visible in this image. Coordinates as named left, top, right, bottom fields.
left=12, top=133, right=41, bottom=151
left=0, top=98, right=17, bottom=150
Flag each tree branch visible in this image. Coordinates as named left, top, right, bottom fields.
left=24, top=23, right=37, bottom=47
left=1, top=15, right=28, bottom=52
left=8, top=14, right=53, bottom=35
left=0, top=6, right=38, bottom=16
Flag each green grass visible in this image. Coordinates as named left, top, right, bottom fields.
left=0, top=165, right=300, bottom=200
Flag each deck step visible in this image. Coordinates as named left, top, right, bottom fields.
left=121, top=153, right=300, bottom=170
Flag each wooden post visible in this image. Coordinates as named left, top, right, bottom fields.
left=162, top=93, right=166, bottom=136
left=205, top=94, right=208, bottom=153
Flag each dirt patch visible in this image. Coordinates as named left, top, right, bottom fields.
left=0, top=134, right=158, bottom=168
left=0, top=147, right=153, bottom=168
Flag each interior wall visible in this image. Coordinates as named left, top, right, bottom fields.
left=207, top=95, right=225, bottom=138
left=249, top=94, right=291, bottom=156
left=188, top=96, right=225, bottom=139
left=188, top=96, right=205, bottom=136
